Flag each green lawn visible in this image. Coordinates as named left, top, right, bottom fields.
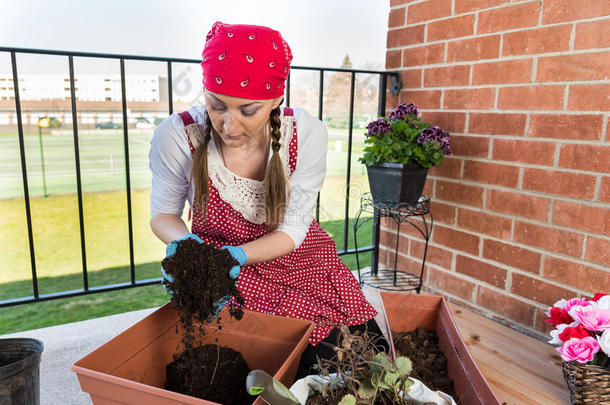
left=0, top=127, right=373, bottom=334
left=0, top=216, right=372, bottom=334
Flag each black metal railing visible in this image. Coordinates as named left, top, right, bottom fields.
left=0, top=46, right=398, bottom=307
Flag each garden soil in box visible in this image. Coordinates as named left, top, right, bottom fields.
left=393, top=327, right=458, bottom=400
left=380, top=292, right=500, bottom=405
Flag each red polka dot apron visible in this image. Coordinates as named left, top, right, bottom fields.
left=178, top=108, right=377, bottom=345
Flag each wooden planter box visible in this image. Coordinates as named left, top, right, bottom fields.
left=71, top=303, right=314, bottom=405
left=380, top=292, right=500, bottom=405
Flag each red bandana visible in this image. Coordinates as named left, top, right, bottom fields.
left=201, top=21, right=293, bottom=100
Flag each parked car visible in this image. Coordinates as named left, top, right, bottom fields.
left=135, top=117, right=154, bottom=129
left=95, top=121, right=122, bottom=129
left=154, top=117, right=166, bottom=126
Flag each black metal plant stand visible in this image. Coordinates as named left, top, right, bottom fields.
left=353, top=193, right=433, bottom=292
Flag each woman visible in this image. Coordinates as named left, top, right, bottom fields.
left=149, top=21, right=384, bottom=377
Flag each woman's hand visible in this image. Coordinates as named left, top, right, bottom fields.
left=160, top=233, right=204, bottom=292
left=220, top=245, right=247, bottom=279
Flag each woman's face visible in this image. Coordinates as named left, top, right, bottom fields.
left=204, top=90, right=282, bottom=148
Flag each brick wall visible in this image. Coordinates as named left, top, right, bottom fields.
left=382, top=0, right=610, bottom=339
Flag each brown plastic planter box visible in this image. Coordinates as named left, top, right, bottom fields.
left=380, top=292, right=500, bottom=405
left=71, top=303, right=314, bottom=405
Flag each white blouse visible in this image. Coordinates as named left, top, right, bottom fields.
left=148, top=105, right=329, bottom=249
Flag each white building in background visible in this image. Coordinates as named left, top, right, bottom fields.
left=0, top=74, right=163, bottom=102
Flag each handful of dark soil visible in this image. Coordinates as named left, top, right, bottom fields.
left=162, top=238, right=251, bottom=402
left=161, top=237, right=245, bottom=348
left=393, top=327, right=458, bottom=402
left=166, top=344, right=252, bottom=405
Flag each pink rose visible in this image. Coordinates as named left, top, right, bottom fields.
left=557, top=337, right=600, bottom=364
left=569, top=305, right=610, bottom=332
left=564, top=298, right=590, bottom=312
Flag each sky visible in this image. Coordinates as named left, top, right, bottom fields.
left=0, top=0, right=390, bottom=74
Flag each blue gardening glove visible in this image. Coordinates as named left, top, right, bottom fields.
left=161, top=233, right=203, bottom=293
left=206, top=246, right=247, bottom=322
left=220, top=245, right=247, bottom=279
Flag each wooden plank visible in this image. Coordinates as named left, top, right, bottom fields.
left=448, top=303, right=570, bottom=405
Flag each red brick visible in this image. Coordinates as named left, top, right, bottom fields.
left=429, top=201, right=456, bottom=224
left=407, top=0, right=452, bottom=24
left=450, top=135, right=490, bottom=157
left=447, top=35, right=501, bottom=62
left=401, top=69, right=422, bottom=88
left=403, top=44, right=445, bottom=67
left=400, top=90, right=442, bottom=109
left=575, top=19, right=610, bottom=50
left=457, top=208, right=512, bottom=239
left=483, top=239, right=542, bottom=274
left=492, top=139, right=555, bottom=166
left=511, top=273, right=575, bottom=306
left=503, top=25, right=572, bottom=56
left=386, top=50, right=402, bottom=69
left=545, top=256, right=610, bottom=293
left=477, top=3, right=539, bottom=34
left=601, top=177, right=610, bottom=204
left=463, top=160, right=520, bottom=187
left=455, top=0, right=504, bottom=14
left=427, top=267, right=476, bottom=301
left=535, top=308, right=555, bottom=335
left=553, top=201, right=610, bottom=235
left=568, top=84, right=610, bottom=111
left=457, top=255, right=507, bottom=288
left=472, top=59, right=533, bottom=85
left=444, top=88, right=495, bottom=110
left=433, top=225, right=480, bottom=255
left=585, top=237, right=610, bottom=267
left=436, top=180, right=484, bottom=208
left=559, top=144, right=610, bottom=173
left=424, top=65, right=470, bottom=87
left=385, top=249, right=423, bottom=274
left=514, top=221, right=584, bottom=258
left=542, top=0, right=610, bottom=24
left=523, top=168, right=597, bottom=199
left=387, top=25, right=425, bottom=48
left=428, top=14, right=475, bottom=42
left=538, top=52, right=610, bottom=82
left=477, top=286, right=535, bottom=325
left=498, top=86, right=564, bottom=110
left=389, top=7, right=406, bottom=27
left=391, top=0, right=418, bottom=5
left=423, top=178, right=435, bottom=197
left=411, top=239, right=453, bottom=268
left=428, top=156, right=462, bottom=179
left=469, top=113, right=526, bottom=136
left=487, top=189, right=550, bottom=222
left=419, top=111, right=466, bottom=133
left=528, top=114, right=603, bottom=140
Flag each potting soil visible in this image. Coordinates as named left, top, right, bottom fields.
left=393, top=327, right=458, bottom=402
left=161, top=237, right=245, bottom=348
left=166, top=344, right=252, bottom=405
left=162, top=238, right=250, bottom=403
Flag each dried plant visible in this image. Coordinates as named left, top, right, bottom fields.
left=312, top=325, right=413, bottom=404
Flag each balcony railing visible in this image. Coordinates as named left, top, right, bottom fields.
left=0, top=46, right=399, bottom=307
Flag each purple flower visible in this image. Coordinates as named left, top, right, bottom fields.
left=366, top=118, right=391, bottom=137
left=388, top=103, right=419, bottom=121
left=418, top=125, right=452, bottom=155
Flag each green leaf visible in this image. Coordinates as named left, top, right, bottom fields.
left=384, top=371, right=400, bottom=386
left=395, top=357, right=412, bottom=376
left=403, top=378, right=414, bottom=392
left=339, top=394, right=357, bottom=405
left=358, top=378, right=377, bottom=399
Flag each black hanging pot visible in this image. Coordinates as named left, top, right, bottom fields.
left=366, top=161, right=429, bottom=206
